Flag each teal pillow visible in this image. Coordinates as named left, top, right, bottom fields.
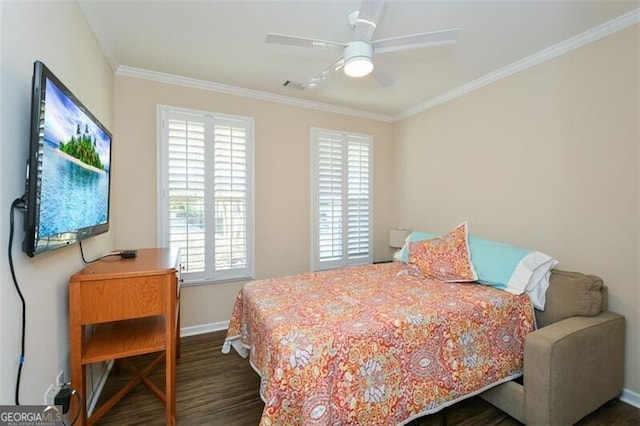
left=469, top=237, right=533, bottom=289
left=470, top=236, right=558, bottom=309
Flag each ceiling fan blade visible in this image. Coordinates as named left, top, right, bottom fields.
left=266, top=33, right=345, bottom=51
left=305, top=56, right=345, bottom=88
left=372, top=67, right=394, bottom=87
left=353, top=0, right=384, bottom=41
left=373, top=28, right=461, bottom=54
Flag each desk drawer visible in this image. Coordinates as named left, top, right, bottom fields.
left=79, top=275, right=169, bottom=323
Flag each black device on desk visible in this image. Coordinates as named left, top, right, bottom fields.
left=120, top=250, right=138, bottom=259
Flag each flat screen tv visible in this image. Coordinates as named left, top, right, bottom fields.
left=23, top=61, right=112, bottom=257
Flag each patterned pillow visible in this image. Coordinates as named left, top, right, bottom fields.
left=408, top=222, right=478, bottom=282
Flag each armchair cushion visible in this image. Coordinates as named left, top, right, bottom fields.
left=535, top=269, right=604, bottom=328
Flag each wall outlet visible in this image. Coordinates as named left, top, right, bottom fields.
left=44, top=384, right=59, bottom=405
left=43, top=370, right=65, bottom=405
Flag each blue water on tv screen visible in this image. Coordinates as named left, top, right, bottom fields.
left=38, top=77, right=111, bottom=238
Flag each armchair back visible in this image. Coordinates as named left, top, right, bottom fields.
left=535, top=269, right=606, bottom=328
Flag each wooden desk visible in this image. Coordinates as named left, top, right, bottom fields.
left=69, top=247, right=181, bottom=425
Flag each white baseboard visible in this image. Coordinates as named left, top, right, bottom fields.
left=180, top=320, right=229, bottom=337
left=621, top=388, right=640, bottom=409
left=87, top=360, right=114, bottom=417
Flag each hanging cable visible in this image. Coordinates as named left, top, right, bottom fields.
left=8, top=196, right=26, bottom=405
left=68, top=389, right=82, bottom=426
left=78, top=240, right=120, bottom=264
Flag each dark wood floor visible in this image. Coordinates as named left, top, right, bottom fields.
left=94, top=330, right=640, bottom=425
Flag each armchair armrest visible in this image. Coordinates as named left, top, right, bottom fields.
left=524, top=311, right=625, bottom=425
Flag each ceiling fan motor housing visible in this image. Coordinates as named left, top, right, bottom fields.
left=343, top=40, right=374, bottom=77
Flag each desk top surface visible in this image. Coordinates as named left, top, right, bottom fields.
left=70, top=247, right=181, bottom=281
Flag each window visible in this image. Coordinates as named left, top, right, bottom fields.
left=157, top=106, right=254, bottom=284
left=311, top=128, right=373, bottom=271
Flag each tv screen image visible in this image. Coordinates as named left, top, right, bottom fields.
left=23, top=61, right=112, bottom=257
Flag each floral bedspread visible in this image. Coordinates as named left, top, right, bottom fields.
left=224, top=263, right=535, bottom=425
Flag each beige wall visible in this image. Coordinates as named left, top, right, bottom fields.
left=0, top=2, right=114, bottom=404
left=113, top=76, right=394, bottom=329
left=393, top=25, right=639, bottom=395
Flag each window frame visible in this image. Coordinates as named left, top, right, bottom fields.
left=156, top=105, right=255, bottom=285
left=311, top=127, right=374, bottom=271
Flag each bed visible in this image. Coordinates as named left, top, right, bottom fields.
left=223, top=261, right=536, bottom=425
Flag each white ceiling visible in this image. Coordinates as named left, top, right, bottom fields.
left=80, top=1, right=639, bottom=120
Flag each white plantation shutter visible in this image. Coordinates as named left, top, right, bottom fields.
left=158, top=107, right=254, bottom=284
left=213, top=120, right=248, bottom=273
left=312, top=128, right=373, bottom=271
left=317, top=135, right=343, bottom=262
left=167, top=115, right=206, bottom=275
left=347, top=137, right=371, bottom=259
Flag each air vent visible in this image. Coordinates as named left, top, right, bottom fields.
left=283, top=80, right=305, bottom=90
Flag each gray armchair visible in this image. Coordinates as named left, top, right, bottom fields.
left=481, top=269, right=625, bottom=425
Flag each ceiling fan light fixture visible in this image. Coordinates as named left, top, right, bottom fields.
left=344, top=56, right=373, bottom=77
left=343, top=40, right=374, bottom=78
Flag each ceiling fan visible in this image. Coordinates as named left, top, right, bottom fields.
left=266, top=0, right=460, bottom=89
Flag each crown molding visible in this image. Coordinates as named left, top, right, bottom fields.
left=116, top=66, right=394, bottom=123
left=394, top=8, right=640, bottom=122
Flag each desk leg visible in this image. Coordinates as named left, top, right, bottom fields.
left=166, top=332, right=176, bottom=425
left=176, top=304, right=181, bottom=359
left=166, top=287, right=178, bottom=426
left=69, top=286, right=87, bottom=425
left=70, top=342, right=87, bottom=425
